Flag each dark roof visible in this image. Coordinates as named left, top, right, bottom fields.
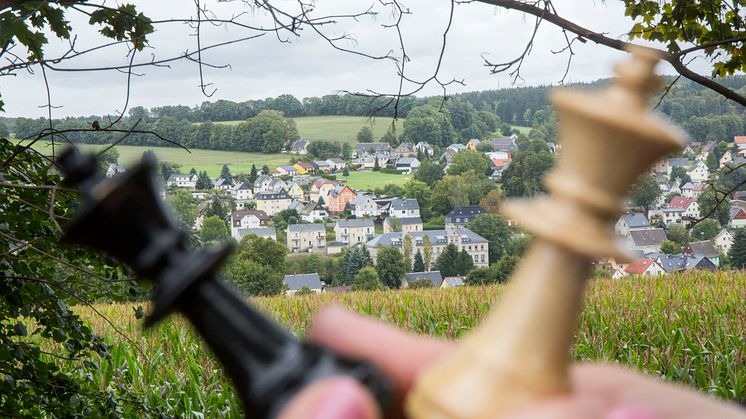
left=386, top=217, right=422, bottom=226
left=238, top=227, right=275, bottom=237
left=628, top=228, right=667, bottom=246
left=287, top=223, right=325, bottom=233
left=337, top=219, right=375, bottom=228
left=232, top=210, right=269, bottom=226
left=283, top=273, right=322, bottom=290
left=391, top=198, right=419, bottom=211
left=620, top=213, right=650, bottom=229
left=490, top=137, right=517, bottom=151
left=684, top=240, right=718, bottom=257
left=366, top=228, right=487, bottom=247
left=356, top=143, right=391, bottom=152
left=256, top=189, right=289, bottom=200
left=404, top=271, right=443, bottom=287
left=291, top=139, right=309, bottom=149
left=447, top=206, right=484, bottom=218
left=668, top=158, right=691, bottom=168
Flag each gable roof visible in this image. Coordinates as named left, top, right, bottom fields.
left=448, top=205, right=484, bottom=218
left=734, top=136, right=746, bottom=144
left=337, top=219, right=375, bottom=228
left=256, top=189, right=289, bottom=200
left=490, top=136, right=517, bottom=151
left=291, top=139, right=309, bottom=149
left=283, top=273, right=322, bottom=290
left=684, top=240, right=718, bottom=257
left=628, top=228, right=667, bottom=246
left=356, top=142, right=390, bottom=152
left=668, top=158, right=691, bottom=168
left=329, top=185, right=354, bottom=198
left=404, top=271, right=443, bottom=287
left=625, top=258, right=656, bottom=274
left=391, top=198, right=419, bottom=211
left=232, top=210, right=269, bottom=225
left=668, top=196, right=695, bottom=210
left=443, top=276, right=465, bottom=287
left=385, top=217, right=422, bottom=226
left=366, top=228, right=487, bottom=248
left=238, top=227, right=276, bottom=237
left=620, top=213, right=650, bottom=229
left=287, top=223, right=325, bottom=233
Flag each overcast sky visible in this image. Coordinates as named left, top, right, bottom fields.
left=0, top=0, right=700, bottom=118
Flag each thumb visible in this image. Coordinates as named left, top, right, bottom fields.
left=277, top=376, right=381, bottom=419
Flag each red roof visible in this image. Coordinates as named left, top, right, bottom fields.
left=625, top=258, right=655, bottom=274
left=668, top=196, right=695, bottom=210
left=491, top=158, right=509, bottom=168
left=735, top=136, right=746, bottom=144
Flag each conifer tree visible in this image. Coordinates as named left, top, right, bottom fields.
left=729, top=228, right=746, bottom=269
left=413, top=250, right=425, bottom=272
left=220, top=164, right=232, bottom=183
left=249, top=163, right=258, bottom=184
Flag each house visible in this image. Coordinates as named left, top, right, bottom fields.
left=719, top=149, right=734, bottom=168
left=415, top=142, right=434, bottom=157
left=351, top=193, right=379, bottom=218
left=440, top=144, right=466, bottom=165
left=730, top=207, right=746, bottom=228
left=235, top=226, right=276, bottom=242
left=326, top=185, right=357, bottom=213
left=253, top=175, right=273, bottom=193
left=310, top=179, right=337, bottom=204
left=276, top=165, right=299, bottom=176
left=394, top=143, right=416, bottom=157
left=687, top=160, right=709, bottom=182
left=231, top=182, right=254, bottom=201
left=735, top=136, right=746, bottom=150
left=326, top=158, right=346, bottom=172
left=626, top=228, right=667, bottom=253
left=668, top=196, right=699, bottom=219
left=335, top=219, right=375, bottom=247
left=652, top=158, right=669, bottom=174
left=292, top=163, right=308, bottom=175
left=624, top=258, right=665, bottom=276
left=441, top=276, right=465, bottom=288
left=286, top=224, right=326, bottom=253
left=366, top=228, right=489, bottom=268
left=390, top=198, right=420, bottom=218
left=490, top=135, right=518, bottom=153
left=167, top=173, right=197, bottom=189
left=230, top=210, right=269, bottom=239
left=285, top=182, right=305, bottom=201
left=615, top=213, right=650, bottom=237
left=697, top=141, right=716, bottom=161
left=106, top=163, right=125, bottom=178
left=283, top=273, right=322, bottom=295
left=680, top=182, right=695, bottom=198
left=666, top=158, right=690, bottom=177
left=466, top=139, right=481, bottom=151
left=714, top=228, right=734, bottom=254
left=211, top=178, right=231, bottom=190
left=691, top=183, right=706, bottom=200
left=683, top=240, right=720, bottom=266
left=300, top=202, right=329, bottom=223
left=354, top=142, right=391, bottom=158
left=313, top=160, right=332, bottom=173
left=445, top=206, right=484, bottom=230
left=354, top=154, right=390, bottom=169
left=290, top=139, right=309, bottom=155
left=383, top=217, right=423, bottom=233
left=255, top=189, right=291, bottom=216
left=298, top=162, right=316, bottom=174
left=403, top=271, right=443, bottom=288
left=392, top=157, right=420, bottom=174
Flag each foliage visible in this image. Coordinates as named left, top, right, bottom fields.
left=412, top=250, right=425, bottom=272
left=272, top=209, right=300, bottom=235
left=195, top=170, right=211, bottom=190
left=630, top=174, right=661, bottom=212
left=624, top=0, right=745, bottom=77
left=380, top=124, right=398, bottom=147
left=501, top=140, right=554, bottom=197
left=375, top=247, right=408, bottom=289
left=97, top=147, right=120, bottom=173
left=669, top=166, right=691, bottom=186
left=220, top=164, right=232, bottom=183
left=454, top=249, right=475, bottom=277
left=307, top=140, right=342, bottom=160
left=407, top=279, right=434, bottom=289
left=422, top=235, right=433, bottom=271
left=352, top=266, right=382, bottom=291
left=729, top=229, right=746, bottom=269
left=667, top=223, right=689, bottom=246
left=356, top=126, right=374, bottom=143
left=467, top=213, right=512, bottom=264
left=286, top=253, right=339, bottom=285
left=339, top=246, right=371, bottom=285
left=691, top=219, right=721, bottom=241
left=402, top=178, right=432, bottom=220
left=225, top=234, right=287, bottom=296
left=401, top=104, right=456, bottom=148
left=0, top=140, right=146, bottom=416
left=434, top=244, right=460, bottom=277
left=698, top=185, right=730, bottom=227
left=466, top=256, right=518, bottom=285
left=660, top=240, right=682, bottom=255
left=447, top=150, right=491, bottom=177
left=431, top=171, right=495, bottom=215
left=413, top=158, right=444, bottom=187
left=234, top=234, right=287, bottom=273
left=505, top=234, right=532, bottom=258
left=166, top=189, right=197, bottom=231
left=200, top=216, right=229, bottom=243
left=479, top=189, right=503, bottom=214
left=0, top=121, right=8, bottom=138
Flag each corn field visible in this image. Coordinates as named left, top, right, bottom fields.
left=67, top=272, right=744, bottom=417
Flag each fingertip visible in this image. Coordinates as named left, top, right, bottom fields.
left=278, top=376, right=380, bottom=419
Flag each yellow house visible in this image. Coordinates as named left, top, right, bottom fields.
left=466, top=139, right=481, bottom=150
left=292, top=163, right=308, bottom=175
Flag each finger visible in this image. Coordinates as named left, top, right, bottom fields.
left=502, top=396, right=604, bottom=419
left=308, top=305, right=452, bottom=393
left=277, top=376, right=380, bottom=419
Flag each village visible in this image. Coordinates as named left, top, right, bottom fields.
left=104, top=134, right=746, bottom=295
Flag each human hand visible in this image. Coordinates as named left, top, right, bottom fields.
left=278, top=306, right=745, bottom=419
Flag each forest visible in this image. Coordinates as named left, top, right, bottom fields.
left=3, top=75, right=745, bottom=153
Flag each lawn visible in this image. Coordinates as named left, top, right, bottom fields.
left=11, top=140, right=289, bottom=177
left=342, top=170, right=410, bottom=190
left=214, top=115, right=402, bottom=145
left=510, top=125, right=532, bottom=135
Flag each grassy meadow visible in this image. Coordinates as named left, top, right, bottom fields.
left=214, top=115, right=401, bottom=144
left=58, top=271, right=746, bottom=417
left=342, top=171, right=410, bottom=190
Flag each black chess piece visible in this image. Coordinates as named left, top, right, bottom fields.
left=56, top=148, right=392, bottom=418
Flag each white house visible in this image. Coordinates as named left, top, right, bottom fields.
left=719, top=149, right=734, bottom=168
left=625, top=229, right=667, bottom=253
left=392, top=157, right=421, bottom=174
left=687, top=161, right=709, bottom=182
left=390, top=198, right=420, bottom=218
left=326, top=158, right=346, bottom=172
left=714, top=228, right=734, bottom=254
left=623, top=258, right=665, bottom=277
left=335, top=219, right=375, bottom=247
left=167, top=173, right=197, bottom=189
left=351, top=194, right=379, bottom=218
left=283, top=273, right=322, bottom=295
left=231, top=182, right=254, bottom=201
left=106, top=163, right=125, bottom=178
left=615, top=213, right=650, bottom=237
left=415, top=142, right=434, bottom=157
left=230, top=210, right=269, bottom=239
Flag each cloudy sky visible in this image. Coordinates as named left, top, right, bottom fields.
left=0, top=0, right=697, bottom=118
